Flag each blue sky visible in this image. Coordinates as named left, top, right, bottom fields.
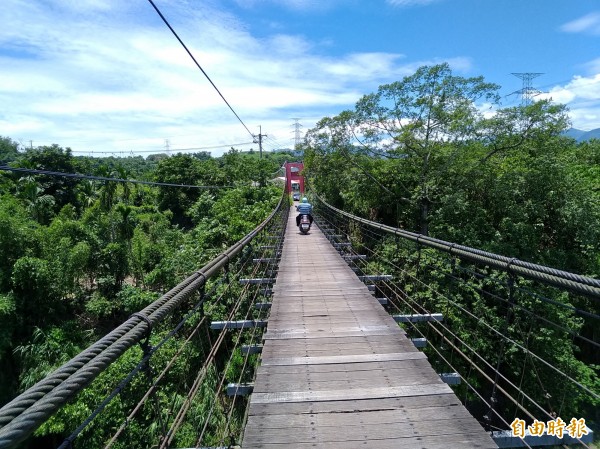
left=1, top=0, right=599, bottom=156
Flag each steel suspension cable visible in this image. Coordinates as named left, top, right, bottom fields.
left=104, top=278, right=225, bottom=448
left=316, top=203, right=598, bottom=382
left=161, top=255, right=254, bottom=448
left=198, top=224, right=284, bottom=447
left=352, top=235, right=600, bottom=401
left=146, top=0, right=255, bottom=139
left=0, top=165, right=235, bottom=189
left=381, top=276, right=561, bottom=425
left=314, top=194, right=600, bottom=297
left=323, top=221, right=592, bottom=446
left=0, top=190, right=285, bottom=449
left=313, top=200, right=598, bottom=440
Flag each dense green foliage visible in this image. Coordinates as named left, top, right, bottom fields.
left=305, top=64, right=599, bottom=435
left=304, top=63, right=599, bottom=275
left=2, top=62, right=599, bottom=445
left=0, top=145, right=292, bottom=447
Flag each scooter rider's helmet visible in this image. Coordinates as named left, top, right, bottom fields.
left=302, top=197, right=308, bottom=203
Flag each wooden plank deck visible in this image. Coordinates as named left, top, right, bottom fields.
left=242, top=210, right=498, bottom=448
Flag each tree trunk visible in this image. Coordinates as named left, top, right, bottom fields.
left=419, top=197, right=429, bottom=236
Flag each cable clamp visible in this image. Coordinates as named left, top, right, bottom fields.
left=130, top=312, right=153, bottom=347
left=196, top=269, right=207, bottom=283
left=506, top=257, right=518, bottom=272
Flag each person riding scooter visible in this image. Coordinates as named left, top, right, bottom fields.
left=296, top=197, right=314, bottom=227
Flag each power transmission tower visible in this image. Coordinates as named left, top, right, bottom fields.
left=510, top=72, right=544, bottom=105
left=254, top=126, right=267, bottom=159
left=292, top=118, right=303, bottom=150
left=165, top=139, right=171, bottom=155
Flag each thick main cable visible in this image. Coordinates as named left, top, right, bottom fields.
left=0, top=190, right=285, bottom=449
left=314, top=193, right=600, bottom=297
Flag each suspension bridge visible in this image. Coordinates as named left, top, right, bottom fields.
left=241, top=209, right=497, bottom=448
left=0, top=191, right=597, bottom=449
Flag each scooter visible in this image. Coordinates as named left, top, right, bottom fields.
left=299, top=214, right=311, bottom=234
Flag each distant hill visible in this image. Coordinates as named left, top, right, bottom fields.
left=564, top=127, right=600, bottom=142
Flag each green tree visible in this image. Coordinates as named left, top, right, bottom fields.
left=11, top=256, right=61, bottom=329
left=77, top=179, right=98, bottom=209
left=13, top=324, right=84, bottom=390
left=99, top=242, right=129, bottom=294
left=16, top=176, right=56, bottom=224
left=0, top=195, right=37, bottom=290
left=306, top=63, right=570, bottom=236
left=0, top=293, right=17, bottom=404
left=96, top=165, right=118, bottom=212
left=308, top=63, right=501, bottom=234
left=18, top=144, right=80, bottom=211
left=0, top=136, right=20, bottom=164
left=114, top=165, right=132, bottom=204
left=154, top=154, right=207, bottom=227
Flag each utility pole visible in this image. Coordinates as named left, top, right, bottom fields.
left=510, top=73, right=544, bottom=106
left=254, top=126, right=267, bottom=159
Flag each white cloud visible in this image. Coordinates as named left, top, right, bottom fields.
left=0, top=0, right=475, bottom=155
left=233, top=0, right=340, bottom=12
left=387, top=0, right=441, bottom=7
left=560, top=11, right=600, bottom=35
left=538, top=73, right=600, bottom=130
left=322, top=53, right=407, bottom=80
left=584, top=57, right=600, bottom=74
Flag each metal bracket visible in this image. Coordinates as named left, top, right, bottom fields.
left=210, top=320, right=268, bottom=330
left=393, top=313, right=444, bottom=323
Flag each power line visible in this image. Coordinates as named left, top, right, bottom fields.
left=71, top=142, right=255, bottom=155
left=263, top=136, right=286, bottom=152
left=0, top=166, right=234, bottom=189
left=146, top=0, right=255, bottom=139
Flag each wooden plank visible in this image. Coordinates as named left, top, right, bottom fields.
left=260, top=351, right=426, bottom=366
left=262, top=334, right=406, bottom=345
left=243, top=417, right=488, bottom=443
left=242, top=434, right=497, bottom=449
left=253, top=363, right=442, bottom=389
left=254, top=359, right=434, bottom=376
left=251, top=383, right=452, bottom=404
left=253, top=372, right=446, bottom=393
left=260, top=342, right=417, bottom=358
left=262, top=327, right=405, bottom=340
left=245, top=406, right=478, bottom=429
left=241, top=210, right=498, bottom=448
left=247, top=394, right=463, bottom=416
left=260, top=344, right=419, bottom=359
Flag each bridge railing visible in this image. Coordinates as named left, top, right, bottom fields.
left=314, top=194, right=598, bottom=448
left=0, top=191, right=290, bottom=449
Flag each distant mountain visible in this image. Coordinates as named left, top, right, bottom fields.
left=564, top=127, right=600, bottom=142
